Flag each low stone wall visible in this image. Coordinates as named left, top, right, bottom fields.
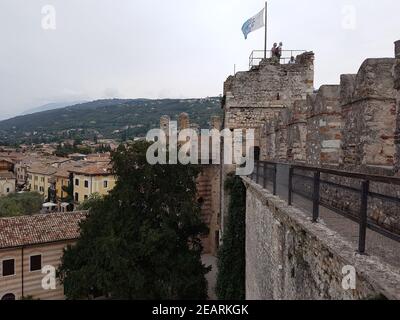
left=243, top=177, right=400, bottom=300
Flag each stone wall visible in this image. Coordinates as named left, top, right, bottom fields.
left=394, top=47, right=400, bottom=173
left=223, top=53, right=314, bottom=147
left=256, top=44, right=400, bottom=235
left=197, top=165, right=221, bottom=255
left=287, top=100, right=307, bottom=163
left=243, top=177, right=400, bottom=300
left=341, top=58, right=397, bottom=168
left=307, top=85, right=342, bottom=166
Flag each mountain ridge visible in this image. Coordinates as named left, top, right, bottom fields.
left=0, top=98, right=222, bottom=145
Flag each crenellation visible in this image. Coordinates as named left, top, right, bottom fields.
left=306, top=85, right=342, bottom=166
left=341, top=58, right=397, bottom=168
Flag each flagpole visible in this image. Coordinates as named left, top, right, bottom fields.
left=264, top=1, right=268, bottom=59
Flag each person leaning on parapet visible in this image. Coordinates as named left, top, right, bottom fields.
left=288, top=56, right=295, bottom=64
left=271, top=43, right=278, bottom=56
left=277, top=42, right=283, bottom=60
left=271, top=43, right=279, bottom=62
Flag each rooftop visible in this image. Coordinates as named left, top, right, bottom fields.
left=0, top=171, right=15, bottom=179
left=0, top=212, right=87, bottom=250
left=27, top=164, right=58, bottom=176
left=69, top=162, right=113, bottom=176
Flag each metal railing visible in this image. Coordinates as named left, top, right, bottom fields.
left=251, top=161, right=400, bottom=254
left=249, top=50, right=307, bottom=69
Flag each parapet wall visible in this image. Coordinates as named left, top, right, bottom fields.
left=341, top=58, right=397, bottom=168
left=263, top=57, right=398, bottom=171
left=243, top=177, right=400, bottom=300
left=259, top=45, right=400, bottom=234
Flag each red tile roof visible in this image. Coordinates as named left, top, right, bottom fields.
left=0, top=212, right=87, bottom=249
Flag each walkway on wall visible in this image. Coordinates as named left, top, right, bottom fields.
left=251, top=161, right=400, bottom=268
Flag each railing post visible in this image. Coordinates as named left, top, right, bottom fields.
left=312, top=171, right=321, bottom=223
left=358, top=180, right=370, bottom=254
left=288, top=166, right=293, bottom=205
left=273, top=164, right=277, bottom=196
left=263, top=162, right=267, bottom=189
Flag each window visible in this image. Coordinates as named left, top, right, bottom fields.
left=103, top=181, right=108, bottom=188
left=84, top=195, right=88, bottom=200
left=75, top=179, right=79, bottom=186
left=41, top=177, right=45, bottom=182
left=84, top=180, right=89, bottom=188
left=1, top=293, right=15, bottom=301
left=74, top=192, right=79, bottom=202
left=2, top=259, right=15, bottom=277
left=6, top=188, right=10, bottom=193
left=30, top=255, right=42, bottom=272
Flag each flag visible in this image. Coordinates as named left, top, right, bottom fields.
left=241, top=8, right=265, bottom=40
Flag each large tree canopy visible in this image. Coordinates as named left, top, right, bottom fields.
left=59, top=141, right=210, bottom=299
left=0, top=192, right=43, bottom=217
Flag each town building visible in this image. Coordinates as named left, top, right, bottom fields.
left=69, top=163, right=116, bottom=203
left=0, top=212, right=86, bottom=300
left=27, top=165, right=57, bottom=200
left=0, top=172, right=16, bottom=197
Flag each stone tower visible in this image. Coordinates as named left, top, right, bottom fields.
left=211, top=115, right=222, bottom=130
left=160, top=115, right=170, bottom=136
left=178, top=112, right=190, bottom=131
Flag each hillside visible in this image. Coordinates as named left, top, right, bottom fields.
left=21, top=101, right=87, bottom=115
left=0, top=98, right=222, bottom=145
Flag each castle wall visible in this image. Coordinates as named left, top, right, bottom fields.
left=306, top=86, right=341, bottom=166
left=223, top=53, right=314, bottom=147
left=394, top=44, right=400, bottom=172
left=196, top=165, right=221, bottom=255
left=243, top=177, right=400, bottom=300
left=287, top=100, right=307, bottom=163
left=341, top=58, right=397, bottom=168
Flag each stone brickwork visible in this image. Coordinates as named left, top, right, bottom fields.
left=197, top=165, right=221, bottom=255
left=341, top=58, right=397, bottom=168
left=220, top=41, right=400, bottom=300
left=306, top=85, right=341, bottom=166
left=394, top=46, right=400, bottom=173
left=223, top=53, right=314, bottom=147
left=287, top=100, right=308, bottom=163
left=243, top=177, right=400, bottom=300
left=275, top=109, right=290, bottom=162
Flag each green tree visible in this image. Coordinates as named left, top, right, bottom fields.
left=77, top=193, right=103, bottom=211
left=0, top=192, right=43, bottom=217
left=59, top=141, right=210, bottom=299
left=216, top=174, right=246, bottom=300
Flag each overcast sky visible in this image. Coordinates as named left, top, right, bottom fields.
left=0, top=0, right=399, bottom=120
